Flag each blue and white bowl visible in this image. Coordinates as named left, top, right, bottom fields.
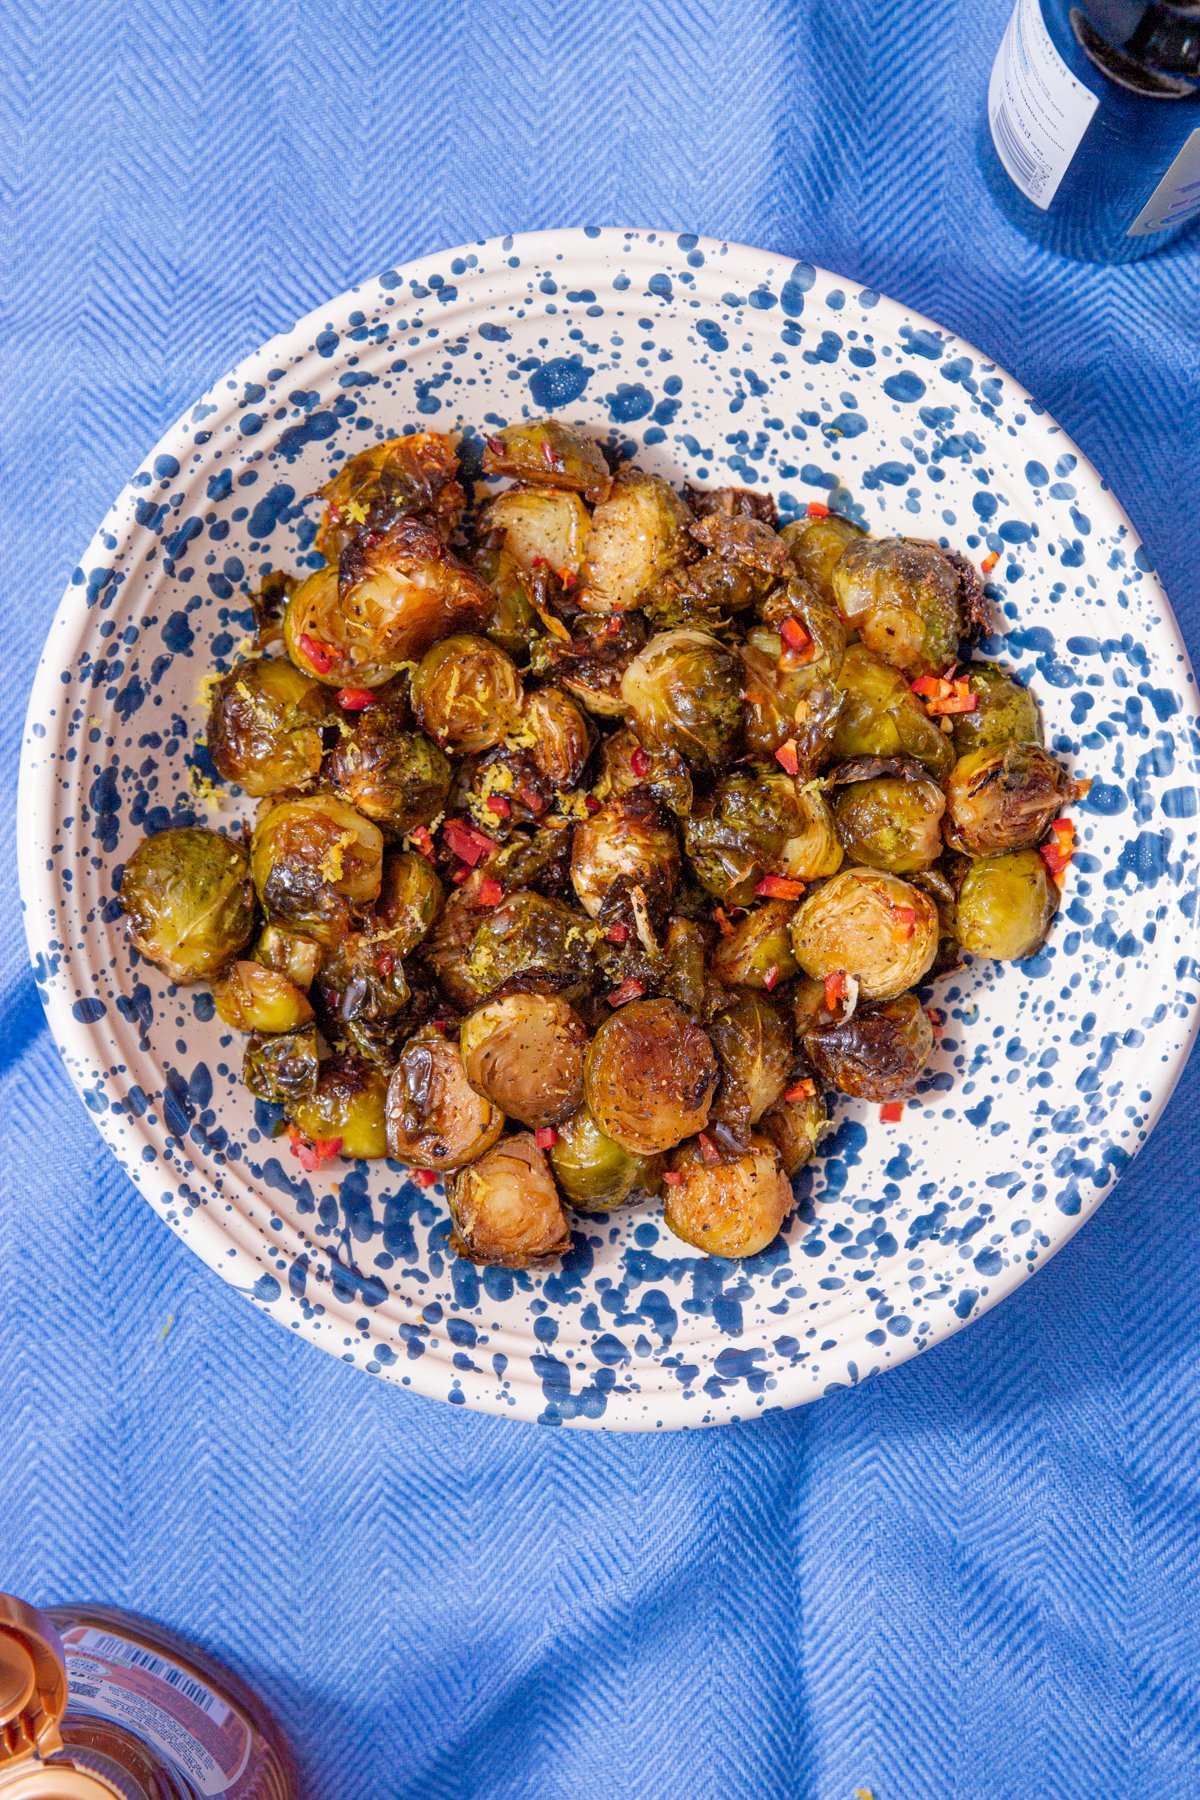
left=18, top=228, right=1200, bottom=1428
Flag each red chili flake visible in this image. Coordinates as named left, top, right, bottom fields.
left=911, top=674, right=977, bottom=716
left=377, top=949, right=397, bottom=978
left=824, top=970, right=848, bottom=1010
left=880, top=1102, right=904, bottom=1123
left=541, top=438, right=556, bottom=467
left=604, top=615, right=623, bottom=636
left=608, top=977, right=645, bottom=1007
left=485, top=794, right=511, bottom=818
left=698, top=1132, right=722, bottom=1167
left=806, top=500, right=830, bottom=518
left=713, top=906, right=736, bottom=939
left=476, top=878, right=504, bottom=908
left=584, top=794, right=602, bottom=813
left=778, top=617, right=816, bottom=668
left=755, top=875, right=806, bottom=901
left=981, top=550, right=1000, bottom=574
left=485, top=435, right=505, bottom=456
left=784, top=1078, right=817, bottom=1102
left=606, top=921, right=630, bottom=945
left=409, top=825, right=435, bottom=861
left=558, top=568, right=576, bottom=588
left=516, top=783, right=547, bottom=816
left=629, top=746, right=652, bottom=778
left=925, top=1007, right=944, bottom=1034
left=443, top=818, right=496, bottom=867
left=451, top=865, right=471, bottom=885
left=663, top=1170, right=684, bottom=1187
left=287, top=1126, right=343, bottom=1172
left=1039, top=817, right=1076, bottom=880
left=535, top=1126, right=558, bottom=1149
left=297, top=633, right=335, bottom=676
left=411, top=1168, right=438, bottom=1188
left=764, top=965, right=780, bottom=991
left=774, top=738, right=800, bottom=776
left=335, top=686, right=376, bottom=711
left=891, top=902, right=917, bottom=941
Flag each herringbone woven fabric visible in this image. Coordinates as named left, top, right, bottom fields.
left=3, top=2, right=1198, bottom=1795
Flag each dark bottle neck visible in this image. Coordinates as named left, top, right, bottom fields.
left=1070, top=2, right=1200, bottom=92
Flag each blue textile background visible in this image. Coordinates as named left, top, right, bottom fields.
left=3, top=2, right=1198, bottom=1795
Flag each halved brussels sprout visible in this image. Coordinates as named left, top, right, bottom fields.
left=410, top=633, right=523, bottom=753
left=314, top=930, right=411, bottom=1065
left=944, top=744, right=1079, bottom=857
left=951, top=663, right=1044, bottom=756
left=570, top=791, right=680, bottom=920
left=594, top=727, right=693, bottom=818
left=683, top=484, right=777, bottom=524
left=482, top=418, right=612, bottom=502
left=326, top=711, right=452, bottom=834
left=471, top=541, right=543, bottom=660
left=954, top=849, right=1059, bottom=959
left=803, top=992, right=933, bottom=1101
left=448, top=1134, right=573, bottom=1267
left=253, top=922, right=322, bottom=990
left=288, top=1055, right=390, bottom=1158
left=462, top=889, right=597, bottom=1004
left=684, top=766, right=841, bottom=906
left=709, top=899, right=800, bottom=989
left=579, top=469, right=692, bottom=612
left=373, top=850, right=444, bottom=958
left=480, top=486, right=592, bottom=578
left=214, top=961, right=315, bottom=1034
left=243, top=1026, right=320, bottom=1107
left=584, top=997, right=718, bottom=1154
left=780, top=512, right=865, bottom=606
left=535, top=613, right=649, bottom=717
left=460, top=993, right=588, bottom=1127
left=522, top=687, right=592, bottom=788
left=251, top=795, right=384, bottom=947
left=832, top=770, right=946, bottom=873
left=283, top=565, right=398, bottom=689
left=831, top=537, right=962, bottom=678
left=338, top=516, right=493, bottom=665
left=385, top=1024, right=505, bottom=1171
left=207, top=656, right=327, bottom=797
left=759, top=1088, right=828, bottom=1176
left=316, top=432, right=464, bottom=559
left=741, top=640, right=846, bottom=776
left=710, top=992, right=794, bottom=1130
left=120, top=827, right=255, bottom=984
left=488, top=822, right=574, bottom=897
left=790, top=867, right=939, bottom=1000
left=663, top=1134, right=794, bottom=1258
left=548, top=1103, right=664, bottom=1212
left=688, top=512, right=794, bottom=578
left=620, top=628, right=743, bottom=775
left=644, top=554, right=772, bottom=632
left=831, top=644, right=955, bottom=780
left=422, top=876, right=495, bottom=1011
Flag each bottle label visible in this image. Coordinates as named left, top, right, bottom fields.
left=61, top=1627, right=254, bottom=1798
left=1128, top=127, right=1200, bottom=235
left=988, top=0, right=1099, bottom=209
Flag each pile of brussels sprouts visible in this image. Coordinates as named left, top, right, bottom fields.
left=118, top=420, right=1087, bottom=1265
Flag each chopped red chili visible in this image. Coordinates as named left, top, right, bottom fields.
left=805, top=500, right=830, bottom=518
left=476, top=878, right=504, bottom=908
left=784, top=1078, right=818, bottom=1102
left=763, top=964, right=780, bottom=991
left=584, top=794, right=602, bottom=813
left=335, top=687, right=376, bottom=711
left=287, top=1126, right=343, bottom=1172
left=981, top=550, right=1000, bottom=574
left=880, top=1102, right=904, bottom=1123
left=409, top=825, right=435, bottom=861
left=1040, top=817, right=1076, bottom=880
left=663, top=1170, right=684, bottom=1187
left=824, top=970, right=848, bottom=1010
left=755, top=875, right=805, bottom=901
left=891, top=902, right=917, bottom=941
left=535, top=1126, right=558, bottom=1149
left=410, top=1168, right=438, bottom=1188
left=698, top=1131, right=722, bottom=1166
left=774, top=739, right=800, bottom=776
left=608, top=977, right=645, bottom=1007
left=484, top=794, right=511, bottom=817
left=629, top=746, right=652, bottom=778
left=606, top=921, right=630, bottom=945
left=297, top=633, right=335, bottom=676
left=443, top=818, right=496, bottom=867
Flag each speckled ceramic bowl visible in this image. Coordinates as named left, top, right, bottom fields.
left=19, top=228, right=1200, bottom=1428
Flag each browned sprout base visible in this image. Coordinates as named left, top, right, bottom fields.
left=116, top=418, right=1085, bottom=1267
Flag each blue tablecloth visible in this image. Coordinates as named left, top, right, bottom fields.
left=4, top=3, right=1198, bottom=1794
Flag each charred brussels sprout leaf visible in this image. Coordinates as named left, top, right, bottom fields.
left=460, top=993, right=588, bottom=1127
left=535, top=613, right=649, bottom=718
left=570, top=791, right=680, bottom=920
left=214, top=961, right=314, bottom=1033
left=580, top=469, right=692, bottom=612
left=664, top=1134, right=794, bottom=1258
left=287, top=1055, right=390, bottom=1158
left=480, top=486, right=592, bottom=579
left=832, top=772, right=946, bottom=873
left=710, top=992, right=795, bottom=1130
left=253, top=922, right=322, bottom=990
left=584, top=997, right=718, bottom=1154
left=338, top=516, right=492, bottom=664
left=548, top=1103, right=664, bottom=1212
left=120, top=827, right=255, bottom=983
left=683, top=484, right=778, bottom=525
left=620, top=628, right=743, bottom=775
left=373, top=850, right=444, bottom=957
left=944, top=744, right=1081, bottom=857
left=463, top=889, right=597, bottom=1004
left=804, top=992, right=934, bottom=1101
left=207, top=656, right=327, bottom=797
left=385, top=1024, right=504, bottom=1170
left=482, top=418, right=612, bottom=502
left=685, top=766, right=840, bottom=907
left=790, top=867, right=939, bottom=1000
left=951, top=663, right=1044, bottom=755
left=759, top=1088, right=828, bottom=1177
left=831, top=644, right=955, bottom=780
left=710, top=899, right=800, bottom=989
left=317, top=432, right=464, bottom=559
left=780, top=512, right=865, bottom=606
left=831, top=537, right=962, bottom=679
left=314, top=931, right=411, bottom=1064
left=326, top=711, right=452, bottom=834
left=251, top=795, right=384, bottom=946
left=411, top=633, right=523, bottom=753
left=470, top=541, right=543, bottom=660
left=243, top=1026, right=320, bottom=1107
left=955, top=849, right=1059, bottom=959
left=448, top=1134, right=573, bottom=1267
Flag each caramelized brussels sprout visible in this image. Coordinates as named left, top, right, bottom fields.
left=579, top=469, right=692, bottom=612
left=448, top=1134, right=573, bottom=1267
left=548, top=1103, right=663, bottom=1211
left=584, top=997, right=717, bottom=1154
left=463, top=889, right=597, bottom=1004
left=460, top=993, right=587, bottom=1127
left=283, top=565, right=397, bottom=689
left=685, top=766, right=841, bottom=906
left=326, top=711, right=452, bottom=833
left=214, top=961, right=314, bottom=1033
left=471, top=541, right=543, bottom=660
left=385, top=1024, right=504, bottom=1170
left=944, top=744, right=1079, bottom=857
left=951, top=663, right=1044, bottom=755
left=595, top=727, right=693, bottom=818
left=831, top=644, right=955, bottom=780
left=251, top=795, right=384, bottom=946
left=120, top=828, right=255, bottom=983
left=759, top=1087, right=828, bottom=1176
left=314, top=931, right=411, bottom=1064
left=645, top=551, right=774, bottom=631
left=338, top=516, right=492, bottom=664
left=535, top=612, right=649, bottom=717
left=790, top=868, right=939, bottom=1000
left=804, top=992, right=933, bottom=1101
left=832, top=769, right=946, bottom=873
left=710, top=992, right=794, bottom=1130
left=781, top=511, right=865, bottom=606
left=570, top=791, right=680, bottom=919
left=709, top=899, right=800, bottom=989
left=316, top=432, right=464, bottom=559
left=831, top=537, right=962, bottom=678
left=482, top=418, right=612, bottom=501
left=409, top=633, right=523, bottom=753
left=522, top=687, right=592, bottom=788
left=664, top=1134, right=794, bottom=1258
left=253, top=922, right=322, bottom=990
left=741, top=634, right=847, bottom=775
left=480, top=486, right=592, bottom=578
left=423, top=875, right=496, bottom=1011
left=243, top=1026, right=320, bottom=1107
left=288, top=1055, right=390, bottom=1158
left=955, top=849, right=1059, bottom=959
left=688, top=512, right=793, bottom=578
left=683, top=484, right=778, bottom=525
left=620, top=628, right=743, bottom=775
left=487, top=823, right=574, bottom=897
left=207, top=656, right=327, bottom=796
left=373, top=850, right=444, bottom=957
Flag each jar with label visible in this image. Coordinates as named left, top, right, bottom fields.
left=0, top=1593, right=296, bottom=1800
left=982, top=0, right=1200, bottom=259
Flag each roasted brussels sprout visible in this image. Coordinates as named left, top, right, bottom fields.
left=410, top=633, right=523, bottom=753
left=685, top=766, right=841, bottom=906
left=471, top=541, right=543, bottom=660
left=831, top=644, right=955, bottom=780
left=314, top=930, right=411, bottom=1064
left=288, top=1055, right=390, bottom=1158
left=243, top=1026, right=320, bottom=1107
left=521, top=687, right=592, bottom=789
left=620, top=629, right=743, bottom=776
left=120, top=827, right=255, bottom=983
left=535, top=612, right=649, bottom=717
left=683, top=484, right=777, bottom=525
left=385, top=1024, right=504, bottom=1170
left=955, top=849, right=1059, bottom=959
left=462, top=889, right=597, bottom=1004
left=548, top=1103, right=663, bottom=1211
left=804, top=992, right=933, bottom=1101
left=480, top=486, right=592, bottom=579
left=373, top=850, right=444, bottom=957
left=594, top=727, right=693, bottom=818
left=338, top=516, right=492, bottom=664
left=944, top=744, right=1079, bottom=857
left=709, top=899, right=800, bottom=989
left=447, top=1134, right=573, bottom=1267
left=482, top=418, right=612, bottom=502
left=326, top=710, right=452, bottom=834
left=207, top=656, right=327, bottom=797
left=317, top=432, right=464, bottom=559
left=584, top=997, right=717, bottom=1154
left=283, top=565, right=397, bottom=689
left=951, top=663, right=1044, bottom=756
left=790, top=868, right=939, bottom=1000
left=831, top=765, right=946, bottom=873
left=663, top=1134, right=794, bottom=1258
left=710, top=992, right=794, bottom=1130
left=251, top=795, right=383, bottom=946
left=780, top=511, right=865, bottom=606
left=645, top=549, right=775, bottom=631
left=759, top=1087, right=828, bottom=1176
left=689, top=512, right=793, bottom=578
left=580, top=470, right=692, bottom=612
left=831, top=537, right=962, bottom=678
left=422, top=875, right=497, bottom=1011
left=214, top=961, right=315, bottom=1034
left=253, top=922, right=322, bottom=990
left=460, top=993, right=588, bottom=1127
left=570, top=791, right=680, bottom=920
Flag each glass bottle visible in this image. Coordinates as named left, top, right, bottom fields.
left=982, top=0, right=1200, bottom=259
left=0, top=1593, right=296, bottom=1800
